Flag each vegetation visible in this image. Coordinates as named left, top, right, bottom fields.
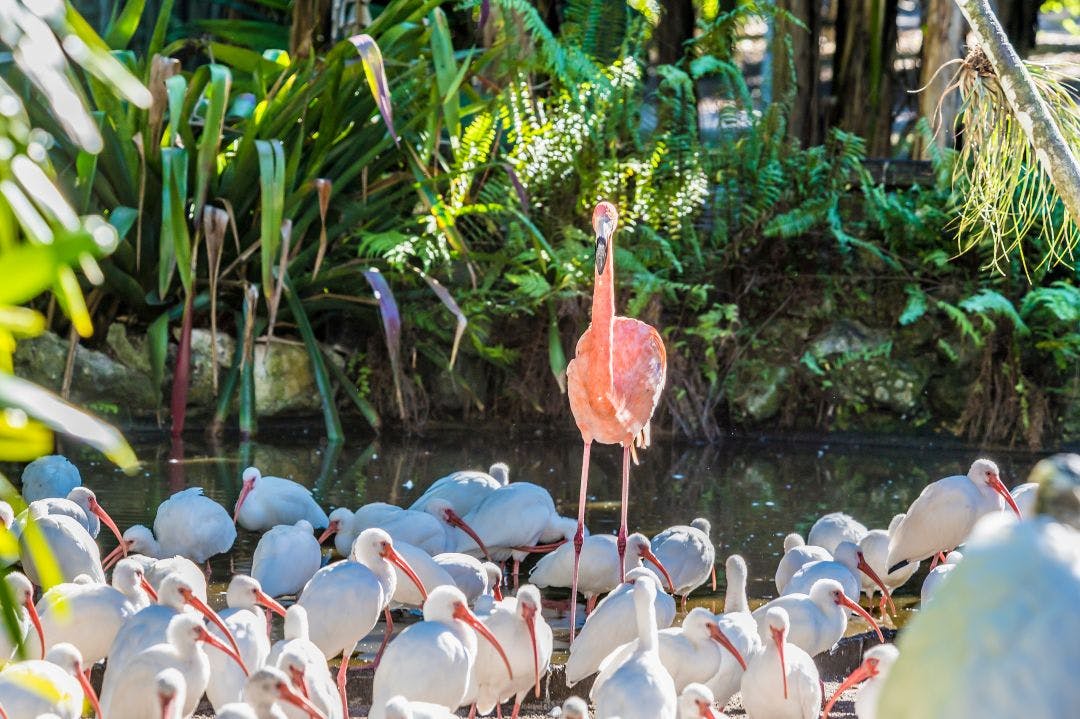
left=1, top=0, right=1076, bottom=450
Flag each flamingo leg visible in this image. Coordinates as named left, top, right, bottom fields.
left=497, top=703, right=504, bottom=719
left=569, top=440, right=591, bottom=643
left=616, top=445, right=631, bottom=583
left=511, top=699, right=522, bottom=719
left=372, top=607, right=394, bottom=671
left=468, top=705, right=477, bottom=719
left=337, top=643, right=355, bottom=719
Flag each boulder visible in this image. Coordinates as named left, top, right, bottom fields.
left=254, top=341, right=322, bottom=416
left=186, top=329, right=236, bottom=410
left=726, top=360, right=791, bottom=422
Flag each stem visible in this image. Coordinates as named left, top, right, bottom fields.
left=169, top=292, right=194, bottom=438
left=954, top=0, right=1080, bottom=225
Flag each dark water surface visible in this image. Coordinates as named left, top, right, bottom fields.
left=4, top=428, right=1058, bottom=655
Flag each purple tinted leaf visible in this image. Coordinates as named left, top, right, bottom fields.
left=479, top=0, right=490, bottom=30
left=418, top=270, right=467, bottom=370
left=363, top=268, right=406, bottom=419
left=505, top=164, right=529, bottom=214
left=349, top=34, right=398, bottom=146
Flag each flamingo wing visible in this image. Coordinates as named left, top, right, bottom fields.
left=610, top=317, right=666, bottom=446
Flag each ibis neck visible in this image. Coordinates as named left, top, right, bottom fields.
left=725, top=567, right=748, bottom=614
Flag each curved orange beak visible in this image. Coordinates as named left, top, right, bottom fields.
left=139, top=575, right=160, bottom=602
left=317, top=519, right=340, bottom=545
left=837, top=593, right=885, bottom=643
left=771, top=625, right=788, bottom=700
left=382, top=545, right=427, bottom=602
left=521, top=602, right=541, bottom=698
left=182, top=588, right=247, bottom=674
left=288, top=664, right=311, bottom=699
left=24, top=599, right=45, bottom=660
left=445, top=509, right=492, bottom=562
left=74, top=658, right=103, bottom=719
left=697, top=698, right=719, bottom=719
left=822, top=657, right=879, bottom=719
left=856, top=550, right=896, bottom=615
left=277, top=677, right=328, bottom=719
left=708, top=622, right=747, bottom=671
left=988, top=473, right=1022, bottom=518
left=640, top=548, right=675, bottom=594
left=233, top=478, right=255, bottom=523
left=197, top=626, right=249, bottom=676
left=494, top=582, right=504, bottom=602
left=88, top=496, right=127, bottom=552
left=102, top=539, right=132, bottom=571
left=454, top=602, right=512, bottom=680
left=255, top=589, right=288, bottom=617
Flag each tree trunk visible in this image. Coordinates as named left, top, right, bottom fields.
left=291, top=0, right=329, bottom=58
left=955, top=0, right=1080, bottom=229
left=656, top=0, right=695, bottom=65
left=831, top=0, right=899, bottom=155
left=914, top=0, right=966, bottom=157
left=993, top=0, right=1039, bottom=56
left=772, top=0, right=823, bottom=146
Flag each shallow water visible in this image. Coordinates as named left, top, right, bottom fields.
left=3, top=427, right=1052, bottom=657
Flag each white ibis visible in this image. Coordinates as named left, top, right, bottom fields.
left=155, top=667, right=186, bottom=719
left=0, top=642, right=101, bottom=719
left=530, top=533, right=674, bottom=613
left=101, top=612, right=247, bottom=719
left=234, top=467, right=329, bottom=532
left=782, top=541, right=894, bottom=615
left=920, top=550, right=962, bottom=605
left=593, top=606, right=746, bottom=695
left=808, top=512, right=868, bottom=555
left=649, top=518, right=717, bottom=611
left=0, top=572, right=44, bottom=663
left=27, top=556, right=156, bottom=664
left=139, top=554, right=209, bottom=601
left=19, top=455, right=80, bottom=503
left=18, top=507, right=104, bottom=585
left=409, top=462, right=510, bottom=516
left=104, top=486, right=236, bottom=566
left=296, top=527, right=427, bottom=719
left=386, top=540, right=454, bottom=608
left=589, top=574, right=677, bottom=719
left=774, top=534, right=830, bottom=593
left=432, top=553, right=503, bottom=604
left=822, top=643, right=899, bottom=719
left=466, top=584, right=552, bottom=717
left=251, top=520, right=323, bottom=597
left=707, top=555, right=762, bottom=708
left=352, top=499, right=492, bottom=558
left=886, top=458, right=1022, bottom=573
left=18, top=486, right=126, bottom=547
left=753, top=578, right=884, bottom=657
left=858, top=515, right=919, bottom=614
left=562, top=696, right=590, bottom=718
left=564, top=569, right=675, bottom=686
left=206, top=575, right=288, bottom=711
left=323, top=507, right=356, bottom=557
left=269, top=606, right=341, bottom=719
left=740, top=607, right=821, bottom=719
left=679, top=683, right=723, bottom=719
left=216, top=666, right=328, bottom=719
left=382, top=695, right=456, bottom=719
left=876, top=485, right=1080, bottom=719
left=101, top=573, right=243, bottom=693
left=368, top=585, right=513, bottom=719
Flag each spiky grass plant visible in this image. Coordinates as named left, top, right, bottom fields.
left=940, top=48, right=1080, bottom=277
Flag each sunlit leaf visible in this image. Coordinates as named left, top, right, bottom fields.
left=417, top=270, right=467, bottom=370
left=349, top=34, right=398, bottom=146
left=193, top=65, right=231, bottom=216
left=362, top=268, right=406, bottom=419
left=103, top=0, right=147, bottom=49
left=256, top=139, right=286, bottom=332
left=0, top=411, right=53, bottom=461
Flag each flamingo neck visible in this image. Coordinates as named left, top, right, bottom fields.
left=590, top=254, right=615, bottom=393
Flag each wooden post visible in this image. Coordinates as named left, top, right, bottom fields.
left=914, top=0, right=965, bottom=157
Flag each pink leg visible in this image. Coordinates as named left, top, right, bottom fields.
left=513, top=558, right=520, bottom=590
left=337, top=643, right=354, bottom=719
left=511, top=700, right=522, bottom=719
left=569, top=441, right=591, bottom=643
left=929, top=554, right=941, bottom=571
left=616, top=445, right=631, bottom=582
left=585, top=594, right=598, bottom=615
left=372, top=607, right=393, bottom=671
left=711, top=563, right=717, bottom=592
left=468, top=704, right=477, bottom=719
left=680, top=594, right=687, bottom=613
left=497, top=704, right=504, bottom=718
left=938, top=551, right=948, bottom=564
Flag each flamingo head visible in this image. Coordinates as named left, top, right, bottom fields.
left=592, top=201, right=618, bottom=274
left=233, top=467, right=261, bottom=523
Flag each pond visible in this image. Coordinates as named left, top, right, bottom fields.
left=6, top=426, right=1057, bottom=656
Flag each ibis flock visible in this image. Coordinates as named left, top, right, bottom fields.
left=1, top=203, right=1076, bottom=718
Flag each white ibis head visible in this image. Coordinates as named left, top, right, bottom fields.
left=352, top=528, right=428, bottom=601
left=823, top=643, right=900, bottom=719
left=113, top=556, right=159, bottom=602
left=46, top=642, right=102, bottom=718
left=425, top=498, right=492, bottom=561
left=517, top=583, right=544, bottom=697
left=243, top=666, right=328, bottom=719
left=765, top=606, right=791, bottom=699
left=424, top=585, right=513, bottom=679
left=627, top=533, right=675, bottom=593
left=811, top=578, right=885, bottom=644
left=690, top=608, right=747, bottom=671
left=68, top=486, right=126, bottom=549
left=679, top=682, right=720, bottom=719
left=968, top=458, right=1022, bottom=517
left=320, top=508, right=352, bottom=545
left=836, top=541, right=895, bottom=614
left=5, top=571, right=44, bottom=658
left=233, top=467, right=262, bottom=523
left=226, top=574, right=287, bottom=617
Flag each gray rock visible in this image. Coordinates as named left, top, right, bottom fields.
left=254, top=340, right=322, bottom=415
left=727, top=361, right=791, bottom=422
left=105, top=323, right=152, bottom=375
left=186, top=329, right=236, bottom=409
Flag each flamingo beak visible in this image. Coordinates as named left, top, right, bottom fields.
left=522, top=602, right=541, bottom=698
left=102, top=540, right=131, bottom=571
left=74, top=660, right=103, bottom=719
left=837, top=593, right=885, bottom=644
left=233, top=479, right=255, bottom=523
left=856, top=551, right=896, bottom=615
left=445, top=509, right=492, bottom=562
left=255, top=589, right=288, bottom=617
left=182, top=589, right=248, bottom=673
left=197, top=626, right=249, bottom=676
left=822, top=658, right=878, bottom=719
left=454, top=602, right=513, bottom=680
left=383, top=545, right=427, bottom=602
left=988, top=473, right=1022, bottom=518
left=771, top=625, right=788, bottom=700
left=289, top=665, right=311, bottom=699
left=24, top=598, right=45, bottom=660
left=708, top=622, right=747, bottom=671
left=88, top=498, right=127, bottom=552
left=140, top=575, right=159, bottom=602
left=316, top=520, right=340, bottom=545
left=697, top=698, right=719, bottom=719
left=640, top=549, right=675, bottom=594
left=277, top=679, right=328, bottom=719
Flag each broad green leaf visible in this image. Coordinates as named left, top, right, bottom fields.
left=256, top=140, right=285, bottom=324
left=104, top=0, right=147, bottom=49
left=52, top=266, right=93, bottom=338
left=159, top=147, right=191, bottom=297
left=163, top=74, right=187, bottom=148
left=283, top=275, right=343, bottom=442
left=193, top=65, right=231, bottom=217
left=147, top=0, right=176, bottom=57
left=548, top=305, right=566, bottom=393
left=147, top=312, right=169, bottom=403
